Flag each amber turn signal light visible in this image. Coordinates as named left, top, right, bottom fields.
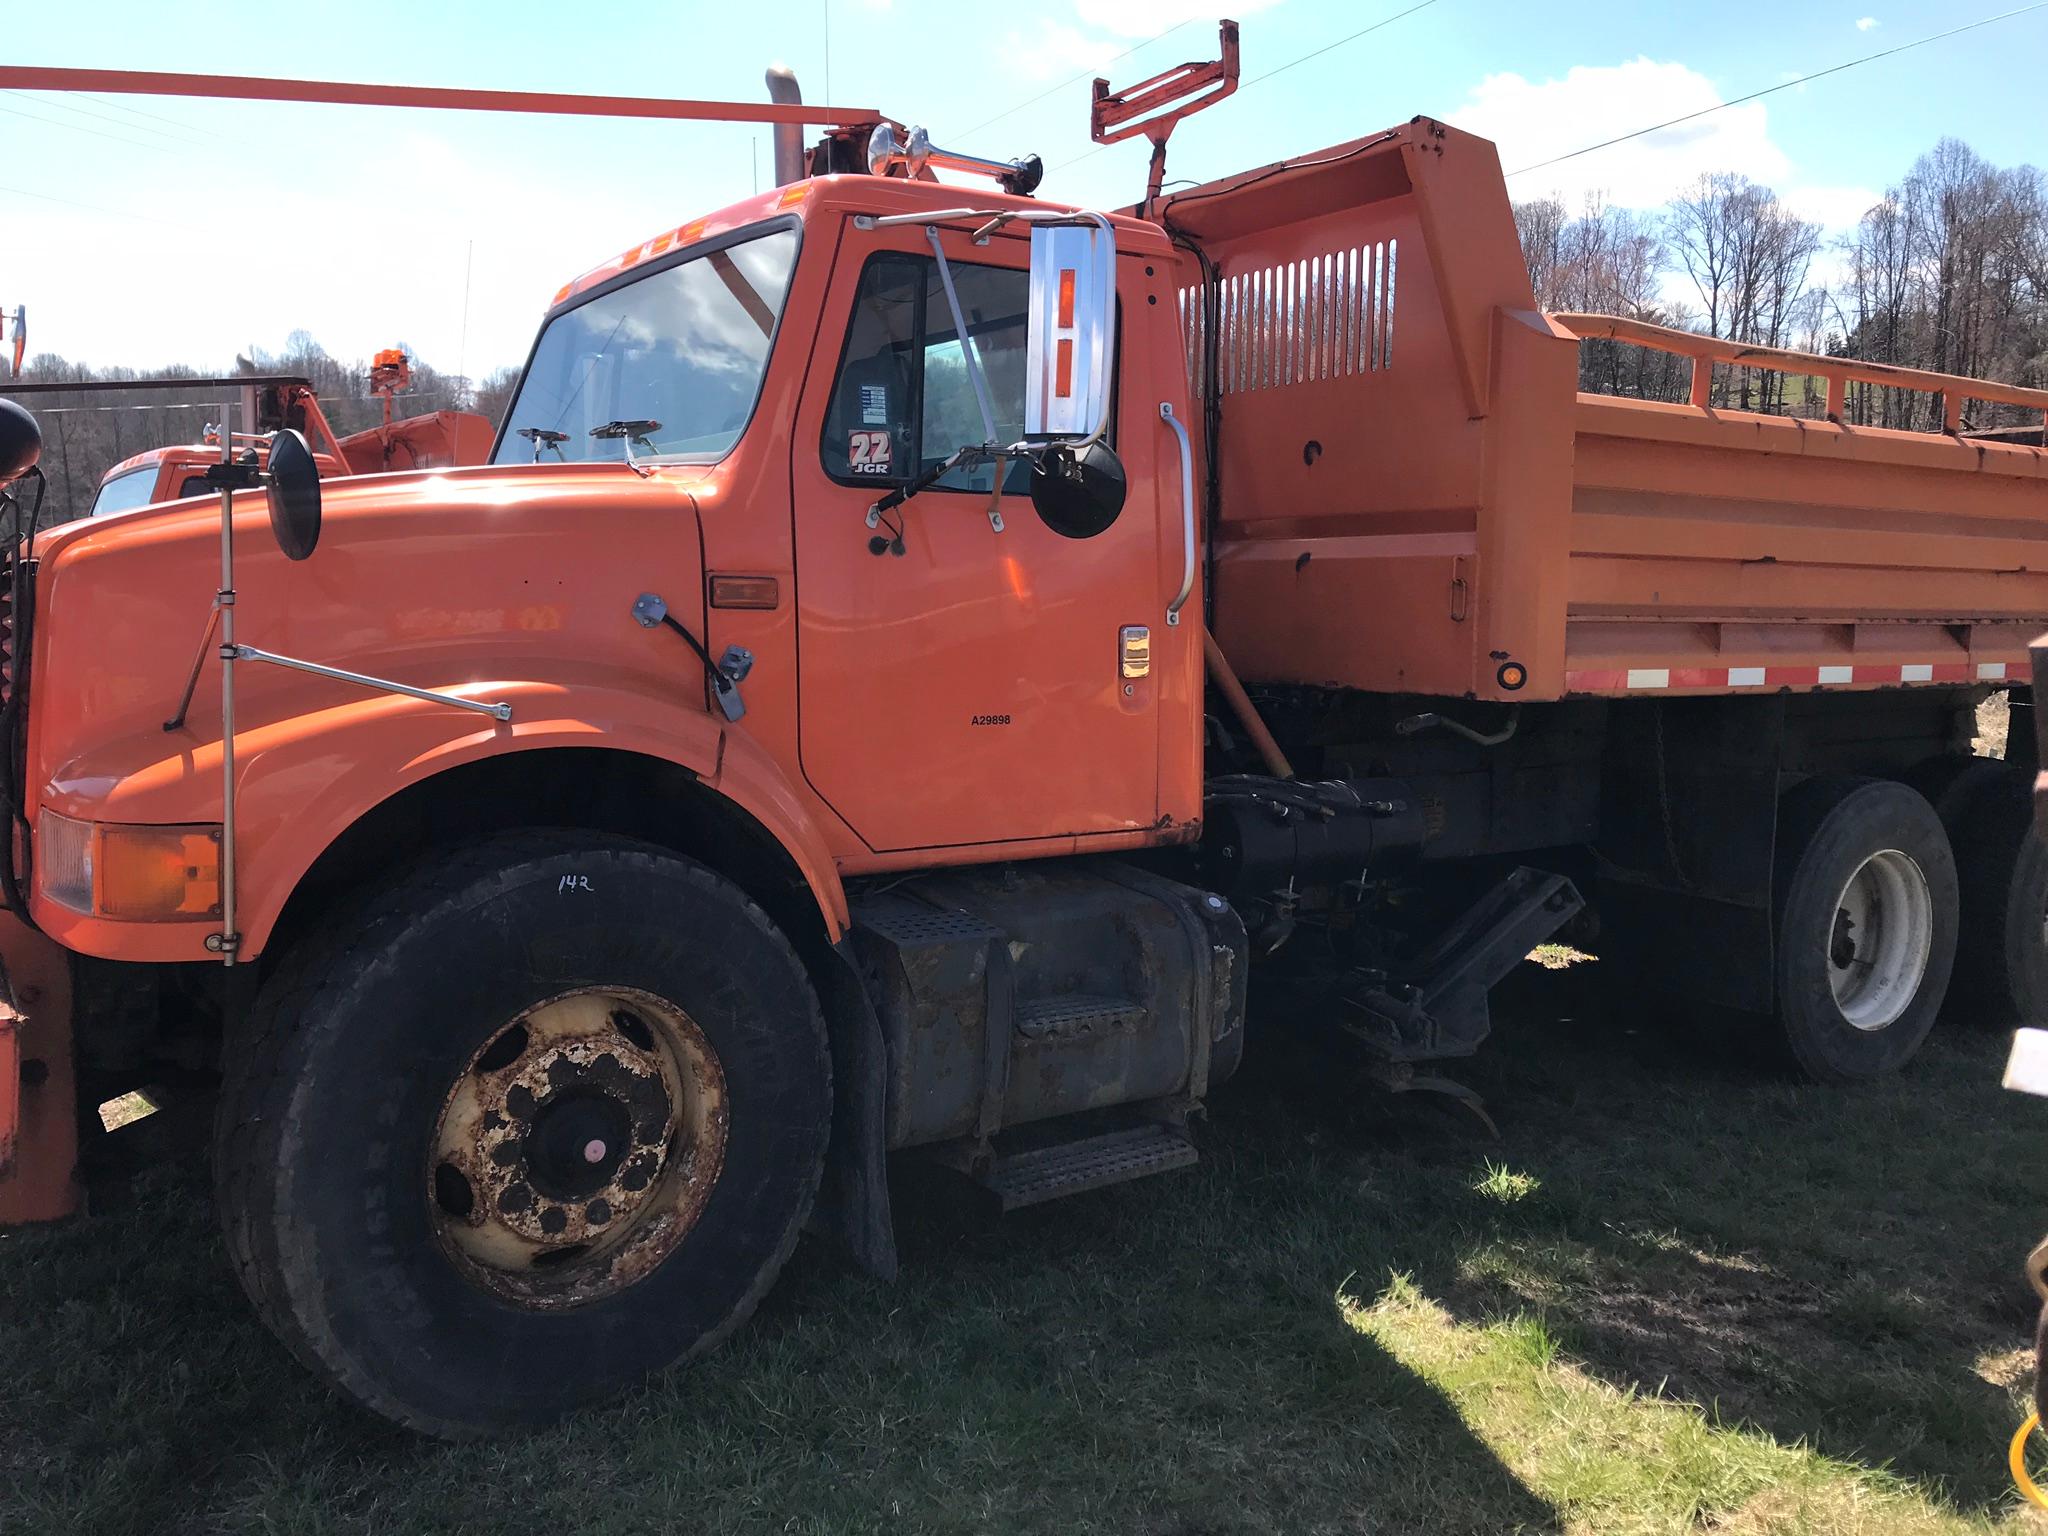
left=1496, top=661, right=1528, bottom=691
left=38, top=811, right=222, bottom=921
left=709, top=574, right=780, bottom=610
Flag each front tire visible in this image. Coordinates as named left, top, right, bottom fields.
left=1773, top=778, right=1958, bottom=1081
left=215, top=832, right=831, bottom=1437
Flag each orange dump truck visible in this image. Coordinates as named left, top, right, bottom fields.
left=0, top=57, right=2044, bottom=1435
left=85, top=371, right=493, bottom=518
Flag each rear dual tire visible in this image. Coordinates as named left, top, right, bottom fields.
left=1945, top=764, right=2048, bottom=1028
left=214, top=833, right=831, bottom=1437
left=1773, top=778, right=1958, bottom=1081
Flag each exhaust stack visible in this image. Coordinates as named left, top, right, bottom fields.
left=765, top=66, right=805, bottom=186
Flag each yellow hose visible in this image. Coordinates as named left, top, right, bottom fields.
left=2011, top=1412, right=2048, bottom=1508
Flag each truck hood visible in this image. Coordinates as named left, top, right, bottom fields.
left=29, top=459, right=716, bottom=818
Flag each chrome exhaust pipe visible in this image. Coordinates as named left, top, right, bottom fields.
left=765, top=65, right=805, bottom=186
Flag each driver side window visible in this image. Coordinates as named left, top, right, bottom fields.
left=821, top=252, right=1032, bottom=495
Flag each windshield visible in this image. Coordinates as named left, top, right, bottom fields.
left=90, top=464, right=162, bottom=517
left=494, top=226, right=800, bottom=467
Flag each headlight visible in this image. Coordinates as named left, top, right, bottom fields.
left=37, top=811, right=222, bottom=920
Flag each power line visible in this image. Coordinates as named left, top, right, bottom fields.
left=2, top=89, right=212, bottom=148
left=81, top=90, right=209, bottom=134
left=1507, top=0, right=2048, bottom=179
left=955, top=17, right=1200, bottom=144
left=0, top=96, right=189, bottom=159
left=0, top=179, right=200, bottom=230
left=1047, top=0, right=1443, bottom=175
left=1239, top=0, right=1441, bottom=90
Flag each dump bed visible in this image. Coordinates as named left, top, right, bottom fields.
left=1164, top=120, right=2048, bottom=704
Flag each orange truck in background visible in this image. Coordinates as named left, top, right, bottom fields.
left=82, top=358, right=493, bottom=518
left=0, top=36, right=2043, bottom=1435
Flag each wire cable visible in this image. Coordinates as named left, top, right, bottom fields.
left=1507, top=0, right=2048, bottom=179
left=1047, top=0, right=1442, bottom=174
left=1, top=89, right=212, bottom=148
left=0, top=96, right=189, bottom=158
left=81, top=90, right=209, bottom=134
left=0, top=178, right=201, bottom=229
left=955, top=17, right=1201, bottom=143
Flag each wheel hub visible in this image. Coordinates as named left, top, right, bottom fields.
left=428, top=987, right=728, bottom=1308
left=1827, top=848, right=1934, bottom=1032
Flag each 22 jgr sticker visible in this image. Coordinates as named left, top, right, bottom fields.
left=847, top=429, right=892, bottom=475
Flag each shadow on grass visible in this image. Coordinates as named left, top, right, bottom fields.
left=1, top=1119, right=1561, bottom=1534
left=4, top=957, right=2033, bottom=1531
left=1270, top=957, right=2044, bottom=1515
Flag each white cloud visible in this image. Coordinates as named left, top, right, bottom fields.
left=1013, top=0, right=1279, bottom=82
left=1002, top=21, right=1123, bottom=80
left=1856, top=16, right=1880, bottom=30
left=1779, top=181, right=1882, bottom=231
left=1072, top=0, right=1281, bottom=39
left=1456, top=58, right=1792, bottom=210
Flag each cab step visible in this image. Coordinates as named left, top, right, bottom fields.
left=1013, top=993, right=1149, bottom=1042
left=974, top=1122, right=1197, bottom=1211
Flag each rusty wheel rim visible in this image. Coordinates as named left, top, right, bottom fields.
left=427, top=986, right=729, bottom=1309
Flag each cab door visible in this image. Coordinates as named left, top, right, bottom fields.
left=789, top=222, right=1163, bottom=854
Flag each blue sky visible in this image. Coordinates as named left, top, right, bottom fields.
left=4, top=0, right=2044, bottom=380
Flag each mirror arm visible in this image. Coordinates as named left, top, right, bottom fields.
left=162, top=599, right=223, bottom=732
left=231, top=645, right=514, bottom=722
left=868, top=454, right=958, bottom=520
left=924, top=226, right=1000, bottom=447
left=867, top=437, right=1048, bottom=525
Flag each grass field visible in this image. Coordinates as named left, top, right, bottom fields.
left=5, top=953, right=2048, bottom=1535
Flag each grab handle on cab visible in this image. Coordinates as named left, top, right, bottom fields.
left=1160, top=401, right=1195, bottom=627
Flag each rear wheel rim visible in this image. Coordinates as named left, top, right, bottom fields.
left=1827, top=849, right=1934, bottom=1031
left=427, top=986, right=728, bottom=1309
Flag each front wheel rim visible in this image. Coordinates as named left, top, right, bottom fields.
left=427, top=985, right=728, bottom=1309
left=1827, top=849, right=1934, bottom=1031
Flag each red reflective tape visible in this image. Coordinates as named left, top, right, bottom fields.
left=1564, top=670, right=1626, bottom=692
left=1568, top=661, right=1983, bottom=693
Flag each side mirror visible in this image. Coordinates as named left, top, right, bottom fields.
left=265, top=428, right=322, bottom=560
left=1024, top=220, right=1115, bottom=442
left=0, top=398, right=41, bottom=482
left=1029, top=440, right=1126, bottom=539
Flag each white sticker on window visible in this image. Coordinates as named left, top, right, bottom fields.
left=859, top=383, right=889, bottom=425
left=847, top=429, right=893, bottom=475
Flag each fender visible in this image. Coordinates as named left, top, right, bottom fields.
left=33, top=668, right=850, bottom=963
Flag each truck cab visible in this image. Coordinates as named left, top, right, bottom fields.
left=90, top=438, right=345, bottom=517
left=486, top=179, right=1200, bottom=858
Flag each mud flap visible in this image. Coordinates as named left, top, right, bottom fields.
left=806, top=938, right=898, bottom=1281
left=0, top=909, right=79, bottom=1225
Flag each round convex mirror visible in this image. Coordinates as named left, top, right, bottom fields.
left=265, top=428, right=322, bottom=561
left=1028, top=440, right=1127, bottom=540
left=0, top=398, right=42, bottom=482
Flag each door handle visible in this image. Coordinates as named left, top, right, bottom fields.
left=1159, top=401, right=1196, bottom=627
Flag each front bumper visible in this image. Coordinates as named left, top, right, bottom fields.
left=0, top=906, right=78, bottom=1224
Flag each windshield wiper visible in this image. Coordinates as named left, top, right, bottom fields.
left=591, top=419, right=663, bottom=479
left=516, top=426, right=569, bottom=463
